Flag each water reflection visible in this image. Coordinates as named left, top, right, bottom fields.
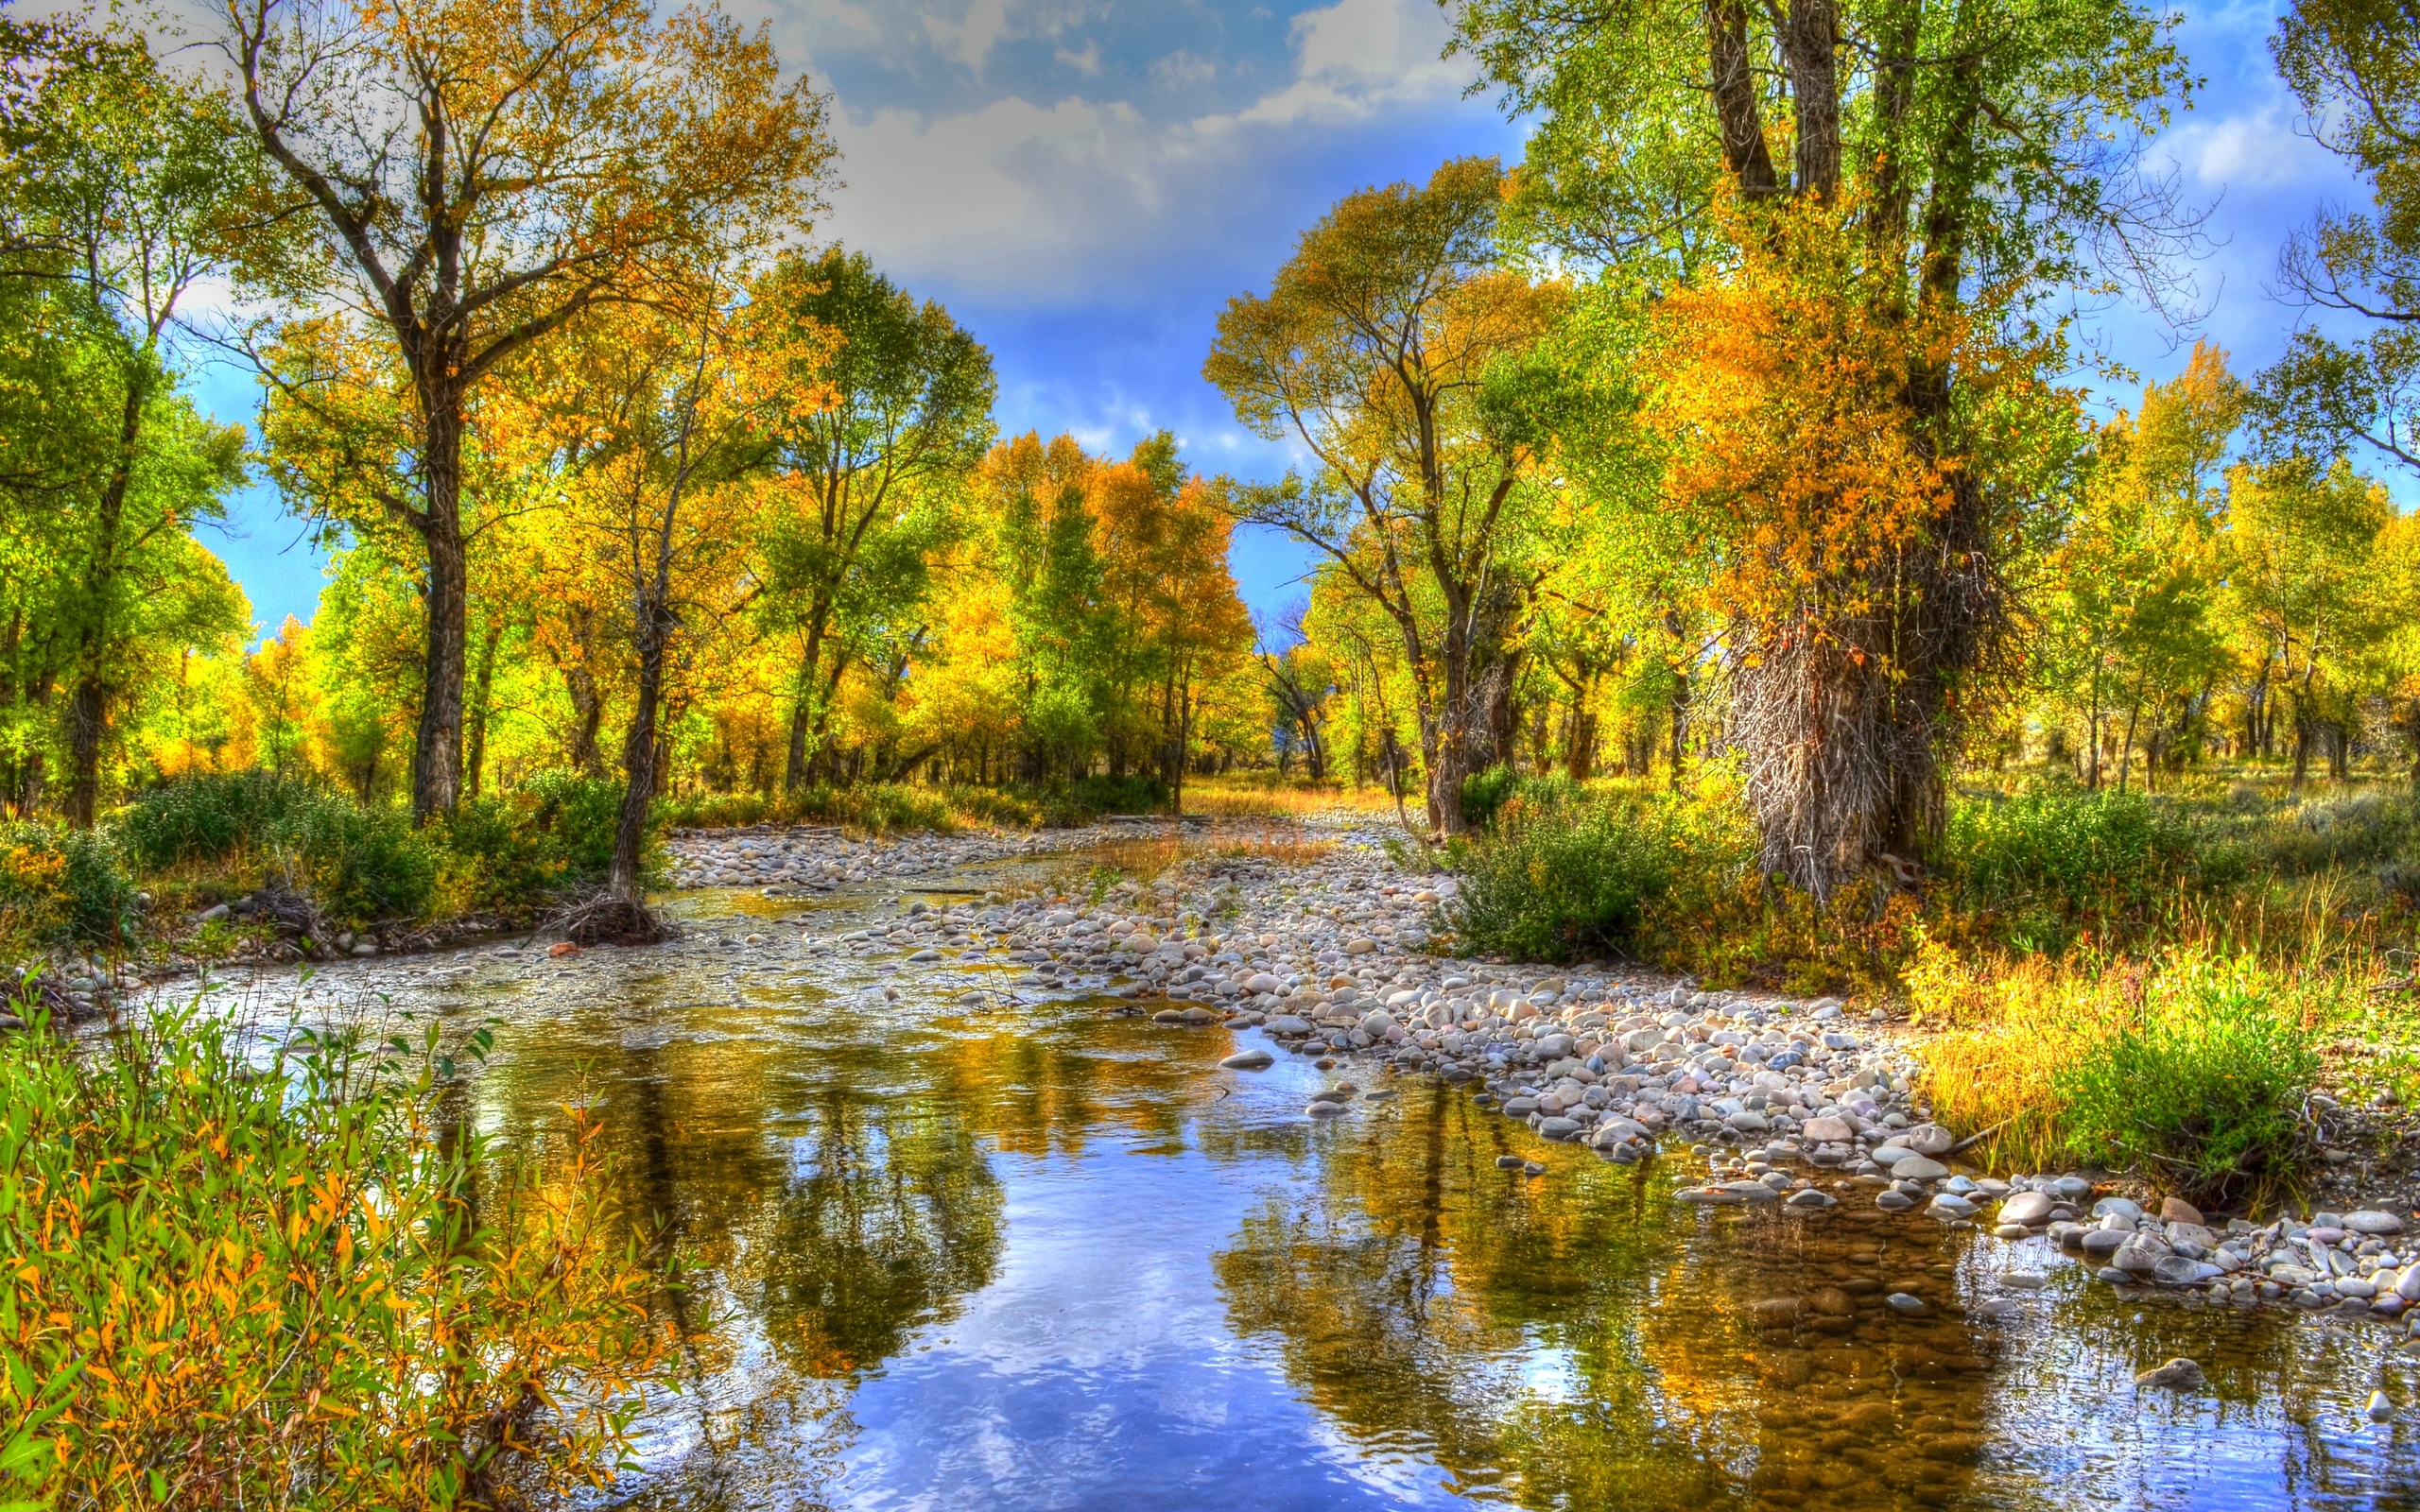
left=182, top=865, right=2420, bottom=1511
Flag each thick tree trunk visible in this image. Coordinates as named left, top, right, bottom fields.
left=464, top=614, right=504, bottom=799
left=64, top=376, right=147, bottom=829
left=411, top=395, right=470, bottom=823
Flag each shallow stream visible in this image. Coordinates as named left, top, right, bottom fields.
left=185, top=850, right=2420, bottom=1510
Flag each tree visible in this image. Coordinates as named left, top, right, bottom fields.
left=2222, top=456, right=2395, bottom=787
left=1453, top=0, right=2191, bottom=893
left=218, top=0, right=836, bottom=821
left=749, top=249, right=995, bottom=791
left=3, top=18, right=256, bottom=824
left=2042, top=342, right=2241, bottom=791
left=518, top=286, right=807, bottom=937
left=1204, top=156, right=1566, bottom=833
left=2257, top=0, right=2420, bottom=472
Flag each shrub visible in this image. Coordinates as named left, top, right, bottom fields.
left=116, top=769, right=317, bottom=871
left=1938, top=786, right=2216, bottom=951
left=436, top=796, right=573, bottom=915
left=1449, top=800, right=1681, bottom=961
left=272, top=799, right=438, bottom=926
left=0, top=1003, right=668, bottom=1508
left=2052, top=952, right=2321, bottom=1207
left=1067, top=772, right=1168, bottom=817
left=1460, top=765, right=1582, bottom=831
left=0, top=823, right=137, bottom=948
left=524, top=769, right=629, bottom=885
left=1918, top=946, right=2325, bottom=1206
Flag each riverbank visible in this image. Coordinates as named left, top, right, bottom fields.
left=655, top=811, right=2420, bottom=1353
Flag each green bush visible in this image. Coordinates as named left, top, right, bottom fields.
left=273, top=799, right=438, bottom=926
left=117, top=769, right=319, bottom=871
left=1066, top=772, right=1168, bottom=817
left=0, top=822, right=137, bottom=947
left=524, top=769, right=629, bottom=885
left=1449, top=800, right=1681, bottom=962
left=437, top=796, right=572, bottom=914
left=1459, top=765, right=1585, bottom=831
left=2051, top=952, right=2320, bottom=1207
left=1939, top=786, right=2217, bottom=951
left=0, top=1001, right=667, bottom=1506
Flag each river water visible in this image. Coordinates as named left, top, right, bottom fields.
left=187, top=848, right=2420, bottom=1510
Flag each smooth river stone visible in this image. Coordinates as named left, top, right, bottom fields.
left=1267, top=1015, right=1313, bottom=1036
left=2000, top=1192, right=2056, bottom=1226
left=1894, top=1156, right=1949, bottom=1181
left=1219, top=1049, right=1274, bottom=1070
left=2347, top=1211, right=2409, bottom=1236
left=1801, top=1116, right=1855, bottom=1143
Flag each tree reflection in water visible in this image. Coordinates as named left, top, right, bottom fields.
left=458, top=953, right=1231, bottom=1508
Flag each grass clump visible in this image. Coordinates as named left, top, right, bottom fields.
left=0, top=1002, right=669, bottom=1508
left=1916, top=944, right=2327, bottom=1207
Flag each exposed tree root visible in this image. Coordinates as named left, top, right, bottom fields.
left=548, top=889, right=677, bottom=947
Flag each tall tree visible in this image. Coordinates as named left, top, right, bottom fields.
left=1204, top=157, right=1566, bottom=833
left=218, top=0, right=835, bottom=820
left=749, top=249, right=995, bottom=792
left=6, top=19, right=255, bottom=824
left=1453, top=0, right=2192, bottom=892
left=2258, top=0, right=2420, bottom=472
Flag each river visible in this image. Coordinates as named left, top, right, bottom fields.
left=178, top=842, right=2420, bottom=1510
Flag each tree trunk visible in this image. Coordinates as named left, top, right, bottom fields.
left=783, top=612, right=829, bottom=791
left=464, top=614, right=504, bottom=799
left=610, top=612, right=664, bottom=909
left=63, top=373, right=147, bottom=829
left=411, top=393, right=470, bottom=823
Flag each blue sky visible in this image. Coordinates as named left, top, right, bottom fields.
left=189, top=0, right=2375, bottom=640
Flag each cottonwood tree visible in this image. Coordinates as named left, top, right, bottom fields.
left=2258, top=0, right=2420, bottom=473
left=1454, top=0, right=2194, bottom=893
left=749, top=249, right=995, bottom=792
left=513, top=285, right=815, bottom=938
left=218, top=0, right=834, bottom=820
left=4, top=21, right=255, bottom=824
left=1204, top=156, right=1566, bottom=833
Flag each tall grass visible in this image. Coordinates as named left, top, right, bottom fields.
left=1915, top=944, right=2329, bottom=1206
left=0, top=1003, right=669, bottom=1508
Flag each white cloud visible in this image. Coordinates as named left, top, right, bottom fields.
left=821, top=0, right=1481, bottom=298
left=1150, top=49, right=1218, bottom=87
left=921, top=0, right=1015, bottom=71
left=2166, top=105, right=2339, bottom=191
left=1055, top=38, right=1101, bottom=75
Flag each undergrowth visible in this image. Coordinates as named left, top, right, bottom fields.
left=0, top=1001, right=670, bottom=1508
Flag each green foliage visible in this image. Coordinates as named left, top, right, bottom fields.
left=1938, top=786, right=2218, bottom=951
left=2050, top=953, right=2323, bottom=1206
left=1065, top=773, right=1168, bottom=817
left=1449, top=799, right=1681, bottom=961
left=1460, top=765, right=1582, bottom=831
left=0, top=1001, right=668, bottom=1507
left=0, top=823, right=137, bottom=948
left=435, top=797, right=573, bottom=914
left=521, top=769, right=630, bottom=885
left=119, top=770, right=627, bottom=928
left=116, top=768, right=317, bottom=870
left=271, top=799, right=438, bottom=926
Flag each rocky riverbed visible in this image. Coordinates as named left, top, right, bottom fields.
left=660, top=813, right=2420, bottom=1365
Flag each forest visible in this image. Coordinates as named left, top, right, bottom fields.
left=8, top=0, right=2420, bottom=1500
